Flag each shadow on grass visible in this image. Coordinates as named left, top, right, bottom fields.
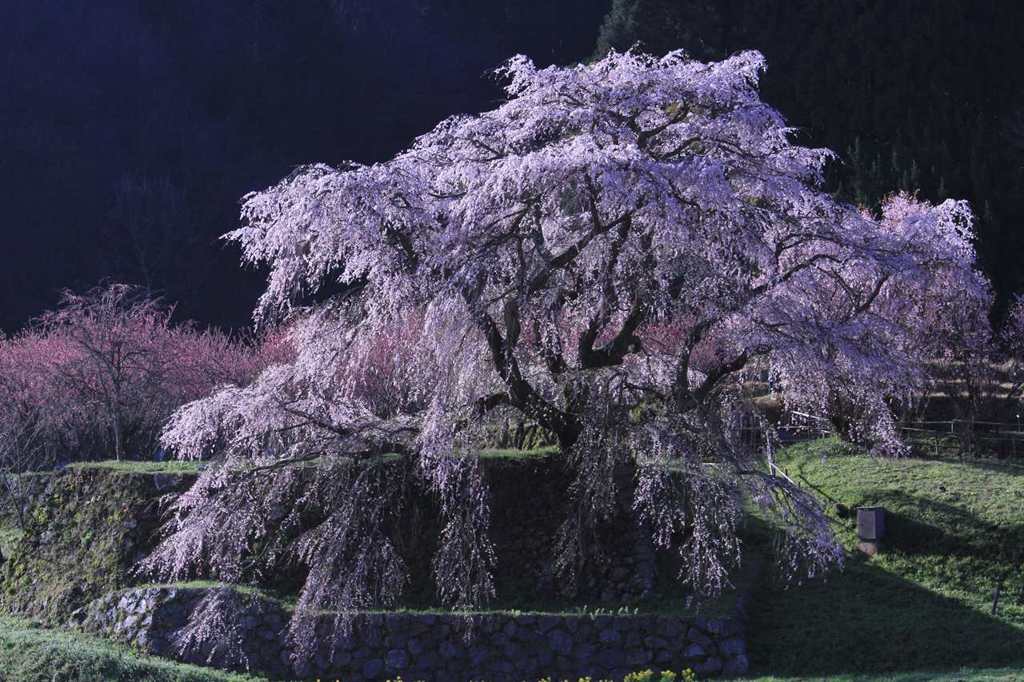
left=931, top=455, right=1024, bottom=476
left=746, top=553, right=1024, bottom=677
left=863, top=491, right=1023, bottom=556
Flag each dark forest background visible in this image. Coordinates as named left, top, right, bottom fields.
left=2, top=0, right=1022, bottom=333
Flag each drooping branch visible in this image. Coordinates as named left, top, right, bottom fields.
left=145, top=49, right=990, bottom=646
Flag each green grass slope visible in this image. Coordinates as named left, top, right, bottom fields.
left=68, top=460, right=203, bottom=475
left=0, top=616, right=263, bottom=682
left=744, top=670, right=1024, bottom=681
left=747, top=438, right=1024, bottom=678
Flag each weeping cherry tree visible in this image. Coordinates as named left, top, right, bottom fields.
left=145, top=49, right=990, bottom=654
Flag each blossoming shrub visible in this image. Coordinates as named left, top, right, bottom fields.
left=0, top=284, right=287, bottom=471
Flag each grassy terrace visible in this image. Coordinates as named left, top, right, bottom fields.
left=2, top=612, right=1020, bottom=682
left=0, top=616, right=261, bottom=682
left=133, top=569, right=750, bottom=620
left=6, top=440, right=1024, bottom=679
left=747, top=438, right=1024, bottom=678
left=67, top=459, right=204, bottom=475
left=745, top=671, right=1024, bottom=682
left=48, top=446, right=560, bottom=476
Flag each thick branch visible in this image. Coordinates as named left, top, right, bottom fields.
left=475, top=311, right=581, bottom=447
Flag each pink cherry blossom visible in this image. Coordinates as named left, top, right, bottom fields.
left=145, top=50, right=992, bottom=648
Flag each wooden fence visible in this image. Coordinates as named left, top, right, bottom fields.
left=898, top=418, right=1024, bottom=460
left=740, top=411, right=1024, bottom=460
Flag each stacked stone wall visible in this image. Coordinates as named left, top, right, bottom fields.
left=81, top=585, right=751, bottom=680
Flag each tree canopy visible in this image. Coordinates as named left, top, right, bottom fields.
left=146, top=49, right=990, bottom=652
left=593, top=0, right=1024, bottom=307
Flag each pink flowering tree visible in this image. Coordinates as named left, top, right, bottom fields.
left=0, top=285, right=276, bottom=470
left=146, top=50, right=988, bottom=644
left=848, top=194, right=995, bottom=444
left=0, top=333, right=78, bottom=531
left=996, top=296, right=1024, bottom=415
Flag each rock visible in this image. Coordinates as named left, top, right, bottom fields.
left=687, top=626, right=712, bottom=647
left=858, top=540, right=880, bottom=557
left=385, top=648, right=408, bottom=670
left=719, top=618, right=742, bottom=638
left=703, top=618, right=726, bottom=635
left=643, top=635, right=668, bottom=649
left=720, top=636, right=746, bottom=656
left=68, top=607, right=87, bottom=626
left=501, top=641, right=520, bottom=660
left=724, top=653, right=750, bottom=676
left=489, top=658, right=516, bottom=674
left=152, top=474, right=181, bottom=491
left=593, top=647, right=622, bottom=667
left=535, top=615, right=559, bottom=633
left=469, top=646, right=489, bottom=666
left=547, top=628, right=573, bottom=655
left=657, top=618, right=683, bottom=638
left=695, top=656, right=724, bottom=675
left=149, top=635, right=171, bottom=656
left=598, top=627, right=621, bottom=644
left=626, top=647, right=652, bottom=666
left=684, top=642, right=706, bottom=659
left=362, top=658, right=384, bottom=678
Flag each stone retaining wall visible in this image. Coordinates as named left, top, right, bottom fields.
left=78, top=586, right=750, bottom=681
left=0, top=468, right=194, bottom=622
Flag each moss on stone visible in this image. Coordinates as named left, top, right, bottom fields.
left=0, top=467, right=196, bottom=624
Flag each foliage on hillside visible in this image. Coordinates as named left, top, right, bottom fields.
left=747, top=438, right=1024, bottom=677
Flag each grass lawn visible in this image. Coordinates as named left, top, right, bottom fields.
left=67, top=459, right=203, bottom=475
left=745, top=670, right=1024, bottom=681
left=745, top=438, right=1024, bottom=679
left=0, top=616, right=263, bottom=682
left=7, top=440, right=1024, bottom=680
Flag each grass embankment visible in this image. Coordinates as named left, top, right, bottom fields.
left=136, top=568, right=750, bottom=620
left=745, top=671, right=1024, bottom=681
left=2, top=610, right=1020, bottom=682
left=68, top=459, right=203, bottom=475
left=11, top=443, right=1024, bottom=680
left=747, top=438, right=1024, bottom=679
left=0, top=616, right=263, bottom=682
